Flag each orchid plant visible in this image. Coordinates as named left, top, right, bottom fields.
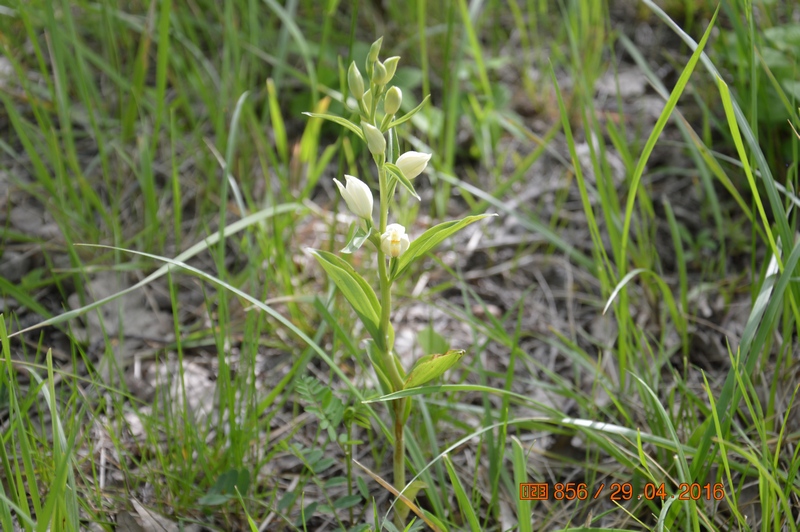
left=305, top=37, right=494, bottom=526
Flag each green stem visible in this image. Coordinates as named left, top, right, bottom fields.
left=376, top=154, right=407, bottom=527
left=393, top=399, right=407, bottom=527
left=377, top=163, right=404, bottom=391
left=346, top=417, right=354, bottom=524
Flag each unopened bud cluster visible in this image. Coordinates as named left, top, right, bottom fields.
left=348, top=37, right=403, bottom=118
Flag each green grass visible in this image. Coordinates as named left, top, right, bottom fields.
left=1, top=0, right=800, bottom=530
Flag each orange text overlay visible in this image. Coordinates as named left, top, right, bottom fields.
left=519, top=482, right=726, bottom=501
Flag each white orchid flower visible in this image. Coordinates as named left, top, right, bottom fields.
left=381, top=223, right=410, bottom=258
left=395, top=151, right=432, bottom=180
left=334, top=174, right=373, bottom=220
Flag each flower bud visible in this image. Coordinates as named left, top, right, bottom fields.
left=372, top=61, right=387, bottom=85
left=362, top=122, right=386, bottom=156
left=382, top=56, right=400, bottom=84
left=384, top=86, right=402, bottom=115
left=368, top=37, right=383, bottom=64
left=348, top=61, right=365, bottom=100
left=362, top=89, right=373, bottom=111
left=381, top=223, right=410, bottom=258
left=395, top=151, right=432, bottom=179
left=333, top=174, right=373, bottom=220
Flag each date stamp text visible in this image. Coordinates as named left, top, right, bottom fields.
left=519, top=482, right=726, bottom=501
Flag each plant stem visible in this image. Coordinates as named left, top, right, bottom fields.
left=376, top=164, right=404, bottom=391
left=346, top=417, right=354, bottom=524
left=376, top=157, right=407, bottom=528
left=393, top=399, right=407, bottom=528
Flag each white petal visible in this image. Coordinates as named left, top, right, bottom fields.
left=396, top=151, right=432, bottom=179
left=337, top=175, right=373, bottom=220
left=381, top=224, right=409, bottom=257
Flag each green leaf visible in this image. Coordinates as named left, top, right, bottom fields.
left=357, top=477, right=370, bottom=500
left=309, top=249, right=382, bottom=347
left=404, top=350, right=466, bottom=389
left=366, top=340, right=394, bottom=396
left=558, top=529, right=641, bottom=532
left=333, top=494, right=362, bottom=510
left=297, top=376, right=344, bottom=441
left=384, top=162, right=420, bottom=200
left=619, top=3, right=719, bottom=269
left=324, top=476, right=348, bottom=489
left=342, top=225, right=372, bottom=254
left=396, top=480, right=427, bottom=522
left=391, top=214, right=497, bottom=281
left=267, top=79, right=287, bottom=163
left=198, top=493, right=232, bottom=506
left=304, top=449, right=323, bottom=466
left=234, top=469, right=251, bottom=495
left=297, top=502, right=318, bottom=526
left=403, top=390, right=413, bottom=423
left=418, top=326, right=449, bottom=356
left=421, top=509, right=449, bottom=532
left=303, top=112, right=365, bottom=140
left=387, top=94, right=430, bottom=129
left=199, top=468, right=251, bottom=505
left=444, top=455, right=481, bottom=532
left=312, top=458, right=335, bottom=474
left=393, top=352, right=406, bottom=380
left=512, top=437, right=532, bottom=532
left=278, top=491, right=296, bottom=511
